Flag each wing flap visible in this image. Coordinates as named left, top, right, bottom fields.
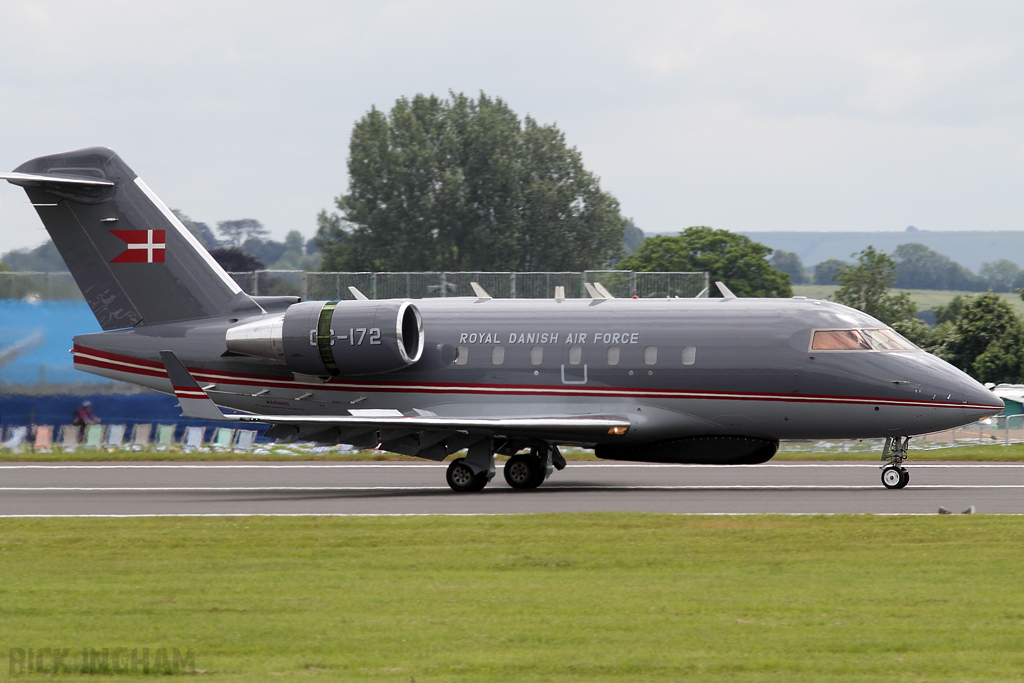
left=159, top=351, right=631, bottom=440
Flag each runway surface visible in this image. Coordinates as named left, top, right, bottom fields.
left=0, top=460, right=1021, bottom=515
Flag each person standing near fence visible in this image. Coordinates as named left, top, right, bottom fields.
left=72, top=400, right=99, bottom=440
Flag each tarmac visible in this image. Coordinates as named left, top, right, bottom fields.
left=0, top=460, right=1021, bottom=515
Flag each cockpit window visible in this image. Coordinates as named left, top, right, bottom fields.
left=810, top=328, right=917, bottom=352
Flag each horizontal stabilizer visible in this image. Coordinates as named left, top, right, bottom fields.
left=0, top=172, right=115, bottom=187
left=160, top=351, right=229, bottom=420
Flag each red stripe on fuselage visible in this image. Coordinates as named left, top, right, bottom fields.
left=71, top=343, right=992, bottom=411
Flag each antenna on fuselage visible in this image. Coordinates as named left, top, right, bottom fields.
left=470, top=282, right=492, bottom=300
left=583, top=282, right=606, bottom=299
left=348, top=286, right=369, bottom=301
left=554, top=286, right=565, bottom=302
left=593, top=282, right=616, bottom=299
left=715, top=282, right=737, bottom=300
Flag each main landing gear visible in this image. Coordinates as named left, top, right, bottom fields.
left=445, top=440, right=566, bottom=493
left=881, top=435, right=911, bottom=489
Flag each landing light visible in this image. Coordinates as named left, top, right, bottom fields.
left=608, top=426, right=628, bottom=435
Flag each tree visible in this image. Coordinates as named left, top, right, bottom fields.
left=980, top=259, right=1021, bottom=293
left=973, top=323, right=1024, bottom=383
left=616, top=227, right=792, bottom=298
left=933, top=295, right=968, bottom=325
left=621, top=219, right=646, bottom=257
left=210, top=247, right=264, bottom=272
left=0, top=262, right=35, bottom=299
left=317, top=92, right=625, bottom=272
left=241, top=236, right=287, bottom=267
left=890, top=317, right=945, bottom=352
left=940, top=292, right=1021, bottom=377
left=172, top=210, right=219, bottom=249
left=217, top=219, right=268, bottom=248
left=892, top=243, right=985, bottom=291
left=813, top=258, right=847, bottom=285
left=832, top=247, right=916, bottom=325
left=770, top=250, right=807, bottom=284
left=1, top=240, right=68, bottom=272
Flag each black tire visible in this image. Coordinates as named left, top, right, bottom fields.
left=881, top=466, right=902, bottom=489
left=446, top=458, right=486, bottom=493
left=896, top=468, right=910, bottom=489
left=504, top=453, right=544, bottom=489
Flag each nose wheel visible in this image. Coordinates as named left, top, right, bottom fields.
left=881, top=436, right=911, bottom=489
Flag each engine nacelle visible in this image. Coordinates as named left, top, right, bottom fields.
left=226, top=300, right=423, bottom=377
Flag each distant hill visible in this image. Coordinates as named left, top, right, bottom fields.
left=723, top=230, right=1024, bottom=271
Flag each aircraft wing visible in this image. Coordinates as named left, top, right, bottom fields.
left=160, top=351, right=630, bottom=455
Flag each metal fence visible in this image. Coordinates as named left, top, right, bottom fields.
left=779, top=417, right=1024, bottom=454
left=0, top=272, right=82, bottom=301
left=0, top=269, right=710, bottom=301
left=226, top=270, right=711, bottom=300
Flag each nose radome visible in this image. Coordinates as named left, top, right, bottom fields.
left=963, top=381, right=1004, bottom=416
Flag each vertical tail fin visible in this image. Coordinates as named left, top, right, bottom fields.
left=1, top=147, right=259, bottom=329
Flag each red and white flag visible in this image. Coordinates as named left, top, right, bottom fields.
left=110, top=229, right=166, bottom=263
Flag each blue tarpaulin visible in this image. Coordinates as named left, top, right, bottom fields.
left=0, top=300, right=108, bottom=385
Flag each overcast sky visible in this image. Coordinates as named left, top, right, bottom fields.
left=1, top=1, right=1023, bottom=253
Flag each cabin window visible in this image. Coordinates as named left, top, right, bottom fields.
left=644, top=346, right=658, bottom=365
left=491, top=345, right=505, bottom=365
left=682, top=346, right=696, bottom=365
left=607, top=346, right=620, bottom=366
left=568, top=345, right=582, bottom=365
left=530, top=346, right=543, bottom=365
left=455, top=346, right=469, bottom=365
left=810, top=328, right=917, bottom=352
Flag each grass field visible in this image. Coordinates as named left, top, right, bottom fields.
left=1, top=515, right=1022, bottom=681
left=791, top=284, right=1024, bottom=316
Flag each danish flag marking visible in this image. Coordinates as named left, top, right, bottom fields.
left=111, top=229, right=166, bottom=263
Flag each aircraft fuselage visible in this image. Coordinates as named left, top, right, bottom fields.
left=71, top=296, right=1000, bottom=448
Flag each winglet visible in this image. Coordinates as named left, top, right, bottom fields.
left=159, top=351, right=228, bottom=420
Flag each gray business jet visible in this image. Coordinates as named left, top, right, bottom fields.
left=2, top=148, right=1003, bottom=492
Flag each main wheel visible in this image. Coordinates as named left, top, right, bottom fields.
left=881, top=466, right=903, bottom=489
left=447, top=458, right=488, bottom=492
left=503, top=453, right=544, bottom=489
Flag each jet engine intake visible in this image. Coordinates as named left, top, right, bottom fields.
left=226, top=299, right=423, bottom=377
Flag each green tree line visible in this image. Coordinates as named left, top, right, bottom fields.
left=771, top=244, right=1024, bottom=293
left=315, top=92, right=626, bottom=272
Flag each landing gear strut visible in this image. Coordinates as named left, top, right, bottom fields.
left=446, top=440, right=566, bottom=493
left=881, top=435, right=911, bottom=489
left=446, top=437, right=495, bottom=493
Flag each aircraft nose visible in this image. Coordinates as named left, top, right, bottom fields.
left=963, top=381, right=1004, bottom=417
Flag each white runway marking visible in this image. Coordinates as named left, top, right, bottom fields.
left=2, top=484, right=1022, bottom=492
left=0, top=462, right=1021, bottom=469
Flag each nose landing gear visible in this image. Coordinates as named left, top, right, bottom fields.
left=881, top=435, right=911, bottom=489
